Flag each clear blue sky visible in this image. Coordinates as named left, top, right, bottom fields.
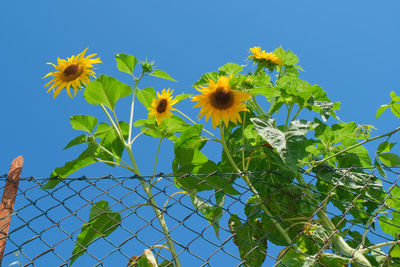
left=1, top=0, right=400, bottom=266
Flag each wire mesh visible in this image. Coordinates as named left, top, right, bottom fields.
left=0, top=167, right=400, bottom=266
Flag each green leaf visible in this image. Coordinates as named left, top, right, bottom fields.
left=283, top=50, right=299, bottom=66
left=380, top=214, right=400, bottom=237
left=391, top=91, right=400, bottom=102
left=379, top=153, right=400, bottom=166
left=251, top=118, right=312, bottom=172
left=64, top=135, right=89, bottom=150
left=115, top=53, right=138, bottom=75
left=174, top=93, right=192, bottom=104
left=84, top=75, right=132, bottom=110
left=150, top=69, right=176, bottom=82
left=190, top=191, right=224, bottom=237
left=229, top=214, right=267, bottom=267
left=70, top=201, right=121, bottom=265
left=137, top=87, right=156, bottom=109
left=391, top=103, right=400, bottom=118
left=193, top=72, right=219, bottom=86
left=44, top=144, right=98, bottom=189
left=175, top=124, right=205, bottom=150
left=374, top=158, right=387, bottom=178
left=376, top=104, right=390, bottom=119
left=159, top=115, right=189, bottom=134
left=377, top=141, right=396, bottom=153
left=94, top=122, right=126, bottom=164
left=387, top=186, right=400, bottom=209
left=70, top=115, right=98, bottom=134
left=218, top=63, right=244, bottom=76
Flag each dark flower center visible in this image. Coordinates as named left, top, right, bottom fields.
left=210, top=88, right=234, bottom=110
left=63, top=64, right=83, bottom=81
left=157, top=99, right=168, bottom=113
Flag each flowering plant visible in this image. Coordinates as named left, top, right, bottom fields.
left=44, top=47, right=400, bottom=266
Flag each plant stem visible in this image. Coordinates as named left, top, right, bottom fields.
left=295, top=175, right=372, bottom=266
left=125, top=147, right=182, bottom=267
left=285, top=104, right=293, bottom=130
left=291, top=107, right=302, bottom=122
left=100, top=98, right=181, bottom=266
left=128, top=72, right=144, bottom=143
left=175, top=109, right=219, bottom=140
left=241, top=111, right=246, bottom=170
left=313, top=126, right=400, bottom=166
left=360, top=240, right=400, bottom=254
left=100, top=104, right=124, bottom=141
left=150, top=137, right=164, bottom=183
left=219, top=125, right=292, bottom=245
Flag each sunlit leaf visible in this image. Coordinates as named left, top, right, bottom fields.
left=70, top=201, right=121, bottom=265
left=150, top=69, right=176, bottom=81
left=379, top=153, right=400, bottom=166
left=229, top=214, right=267, bottom=267
left=137, top=87, right=156, bottom=109
left=70, top=115, right=98, bottom=134
left=84, top=75, right=132, bottom=110
left=115, top=53, right=138, bottom=75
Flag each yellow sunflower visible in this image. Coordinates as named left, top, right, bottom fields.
left=149, top=89, right=178, bottom=125
left=249, top=46, right=283, bottom=68
left=192, top=75, right=251, bottom=129
left=43, top=48, right=101, bottom=98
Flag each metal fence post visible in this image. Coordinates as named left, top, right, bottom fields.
left=0, top=156, right=24, bottom=263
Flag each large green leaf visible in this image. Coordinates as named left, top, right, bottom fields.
left=190, top=191, right=224, bottom=237
left=115, top=53, right=138, bottom=75
left=70, top=201, right=121, bottom=265
left=63, top=135, right=90, bottom=150
left=229, top=214, right=267, bottom=267
left=251, top=118, right=312, bottom=172
left=84, top=75, right=132, bottom=110
left=377, top=141, right=396, bottom=153
left=376, top=104, right=390, bottom=119
left=174, top=124, right=204, bottom=150
left=379, top=153, right=400, bottom=166
left=150, top=69, right=176, bottom=82
left=44, top=144, right=99, bottom=189
left=70, top=115, right=98, bottom=134
left=137, top=87, right=156, bottom=109
left=218, top=63, right=243, bottom=76
left=94, top=122, right=127, bottom=164
left=193, top=72, right=219, bottom=86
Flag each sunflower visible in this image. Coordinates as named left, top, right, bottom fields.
left=149, top=89, right=178, bottom=125
left=43, top=48, right=101, bottom=98
left=249, top=46, right=283, bottom=70
left=192, top=75, right=251, bottom=129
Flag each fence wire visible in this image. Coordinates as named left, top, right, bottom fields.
left=1, top=167, right=400, bottom=266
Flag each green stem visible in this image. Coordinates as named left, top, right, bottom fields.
left=314, top=126, right=400, bottom=166
left=150, top=137, right=164, bottom=183
left=360, top=241, right=399, bottom=254
left=175, top=109, right=220, bottom=140
left=125, top=147, right=182, bottom=267
left=241, top=111, right=246, bottom=170
left=254, top=64, right=264, bottom=75
left=291, top=107, right=302, bottom=122
left=285, top=104, right=293, bottom=130
left=295, top=175, right=371, bottom=266
left=100, top=104, right=124, bottom=142
left=128, top=72, right=144, bottom=143
left=219, top=125, right=292, bottom=245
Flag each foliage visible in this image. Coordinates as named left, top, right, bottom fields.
left=45, top=47, right=400, bottom=266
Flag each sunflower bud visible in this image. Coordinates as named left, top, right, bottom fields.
left=142, top=61, right=154, bottom=73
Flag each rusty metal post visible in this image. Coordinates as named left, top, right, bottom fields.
left=0, top=156, right=24, bottom=262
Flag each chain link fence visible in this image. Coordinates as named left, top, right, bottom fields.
left=1, top=165, right=400, bottom=266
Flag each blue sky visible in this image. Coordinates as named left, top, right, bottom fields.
left=1, top=0, right=400, bottom=265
